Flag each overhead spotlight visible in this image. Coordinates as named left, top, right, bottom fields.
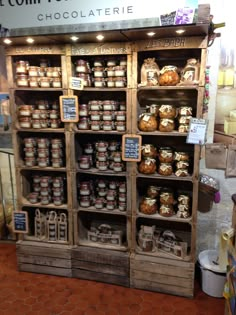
left=26, top=37, right=34, bottom=44
left=70, top=36, right=79, bottom=42
left=3, top=38, right=12, bottom=44
left=96, top=34, right=104, bottom=41
left=147, top=32, right=156, bottom=37
left=176, top=29, right=186, bottom=34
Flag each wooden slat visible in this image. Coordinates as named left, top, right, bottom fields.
left=18, top=263, right=72, bottom=277
left=17, top=255, right=71, bottom=268
left=73, top=269, right=129, bottom=287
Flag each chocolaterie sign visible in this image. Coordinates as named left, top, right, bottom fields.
left=0, top=0, right=198, bottom=37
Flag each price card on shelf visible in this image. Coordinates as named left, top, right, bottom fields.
left=186, top=118, right=208, bottom=145
left=69, top=77, right=84, bottom=90
left=122, top=134, right=142, bottom=162
left=12, top=211, right=28, bottom=234
left=60, top=95, right=79, bottom=122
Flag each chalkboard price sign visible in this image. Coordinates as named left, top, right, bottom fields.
left=60, top=95, right=79, bottom=122
left=12, top=211, right=28, bottom=234
left=122, top=134, right=142, bottom=162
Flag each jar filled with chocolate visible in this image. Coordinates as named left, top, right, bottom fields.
left=146, top=104, right=159, bottom=117
left=138, top=158, right=156, bottom=174
left=139, top=197, right=158, bottom=215
left=79, top=104, right=89, bottom=117
left=147, top=185, right=161, bottom=199
left=159, top=104, right=176, bottom=119
left=160, top=189, right=175, bottom=205
left=158, top=163, right=173, bottom=176
left=141, top=144, right=158, bottom=159
left=78, top=117, right=90, bottom=130
left=79, top=196, right=91, bottom=208
left=159, top=147, right=174, bottom=163
left=159, top=204, right=175, bottom=217
left=159, top=119, right=175, bottom=132
left=174, top=151, right=190, bottom=162
left=79, top=155, right=91, bottom=169
left=138, top=113, right=158, bottom=132
left=158, top=65, right=180, bottom=86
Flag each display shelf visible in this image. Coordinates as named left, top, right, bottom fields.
left=77, top=168, right=127, bottom=177
left=78, top=206, right=128, bottom=216
left=136, top=173, right=193, bottom=182
left=136, top=212, right=192, bottom=224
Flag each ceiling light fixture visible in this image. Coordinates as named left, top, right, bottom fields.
left=147, top=32, right=156, bottom=37
left=26, top=37, right=34, bottom=44
left=96, top=34, right=104, bottom=41
left=176, top=29, right=185, bottom=34
left=3, top=38, right=12, bottom=44
left=70, top=36, right=79, bottom=42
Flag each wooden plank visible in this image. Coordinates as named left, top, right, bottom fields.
left=72, top=260, right=128, bottom=277
left=131, top=269, right=193, bottom=289
left=199, top=48, right=207, bottom=87
left=17, top=254, right=71, bottom=268
left=130, top=278, right=193, bottom=297
left=134, top=36, right=208, bottom=52
left=18, top=263, right=72, bottom=277
left=72, top=246, right=129, bottom=267
left=72, top=269, right=129, bottom=287
left=71, top=42, right=132, bottom=56
left=5, top=45, right=66, bottom=56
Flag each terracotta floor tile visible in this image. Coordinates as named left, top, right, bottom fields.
left=0, top=243, right=226, bottom=315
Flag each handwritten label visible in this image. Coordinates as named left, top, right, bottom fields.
left=12, top=211, right=28, bottom=234
left=122, top=134, right=142, bottom=161
left=60, top=95, right=79, bottom=122
left=70, top=77, right=84, bottom=90
left=72, top=46, right=127, bottom=56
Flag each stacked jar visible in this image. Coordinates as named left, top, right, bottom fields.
left=105, top=58, right=127, bottom=88
left=138, top=144, right=158, bottom=175
left=174, top=151, right=190, bottom=177
left=176, top=192, right=191, bottom=218
left=159, top=188, right=175, bottom=217
left=75, top=59, right=92, bottom=87
left=77, top=99, right=126, bottom=131
left=158, top=147, right=174, bottom=176
left=16, top=60, right=29, bottom=87
left=178, top=106, right=193, bottom=133
left=78, top=140, right=125, bottom=172
left=28, top=175, right=65, bottom=206
left=18, top=100, right=61, bottom=129
left=92, top=59, right=106, bottom=88
left=22, top=137, right=64, bottom=168
left=77, top=178, right=127, bottom=212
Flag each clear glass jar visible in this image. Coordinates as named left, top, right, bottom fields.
left=138, top=113, right=158, bottom=132
left=90, top=111, right=101, bottom=121
left=139, top=197, right=158, bottom=215
left=159, top=105, right=176, bottom=119
left=159, top=147, right=174, bottom=163
left=159, top=204, right=174, bottom=217
left=159, top=119, right=175, bottom=132
left=28, top=66, right=39, bottom=77
left=52, top=78, right=62, bottom=88
left=90, top=121, right=101, bottom=131
left=115, top=121, right=126, bottom=132
left=29, top=76, right=39, bottom=87
left=158, top=163, right=173, bottom=176
left=79, top=155, right=91, bottom=169
left=147, top=185, right=161, bottom=199
left=138, top=158, right=156, bottom=174
left=28, top=192, right=39, bottom=204
left=78, top=117, right=90, bottom=130
left=79, top=104, right=89, bottom=117
left=16, top=74, right=29, bottom=87
left=19, top=105, right=32, bottom=117
left=19, top=117, right=31, bottom=128
left=80, top=196, right=91, bottom=207
left=16, top=60, right=28, bottom=74
left=39, top=77, right=51, bottom=88
left=141, top=144, right=158, bottom=159
left=160, top=189, right=175, bottom=205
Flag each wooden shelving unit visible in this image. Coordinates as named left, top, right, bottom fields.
left=7, top=31, right=208, bottom=296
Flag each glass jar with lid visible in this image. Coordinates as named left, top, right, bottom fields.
left=159, top=147, right=174, bottom=163
left=139, top=197, right=158, bottom=215
left=159, top=105, right=176, bottom=119
left=158, top=163, right=173, bottom=176
left=138, top=158, right=156, bottom=174
left=138, top=113, right=158, bottom=132
left=141, top=144, right=158, bottom=159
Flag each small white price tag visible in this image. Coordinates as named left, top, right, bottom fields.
left=69, top=77, right=84, bottom=90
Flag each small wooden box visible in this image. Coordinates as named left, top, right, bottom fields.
left=130, top=253, right=194, bottom=297
left=72, top=246, right=130, bottom=287
left=16, top=240, right=72, bottom=277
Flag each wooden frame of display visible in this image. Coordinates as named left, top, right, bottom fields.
left=122, top=134, right=142, bottom=162
left=60, top=95, right=79, bottom=122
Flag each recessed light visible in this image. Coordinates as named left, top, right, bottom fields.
left=176, top=29, right=185, bottom=34
left=3, top=38, right=12, bottom=44
left=26, top=38, right=34, bottom=44
left=70, top=36, right=79, bottom=42
left=96, top=34, right=104, bottom=41
left=147, top=32, right=156, bottom=37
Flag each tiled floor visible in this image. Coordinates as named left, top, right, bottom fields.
left=0, top=243, right=225, bottom=315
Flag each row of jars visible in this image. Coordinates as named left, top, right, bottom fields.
left=75, top=58, right=127, bottom=74
left=76, top=73, right=127, bottom=88
left=78, top=179, right=126, bottom=211
left=80, top=100, right=126, bottom=113
left=23, top=138, right=64, bottom=168
left=78, top=140, right=125, bottom=172
left=27, top=175, right=66, bottom=206
left=139, top=185, right=191, bottom=219
left=16, top=75, right=62, bottom=88
left=139, top=105, right=193, bottom=133
left=78, top=117, right=126, bottom=132
left=138, top=146, right=190, bottom=177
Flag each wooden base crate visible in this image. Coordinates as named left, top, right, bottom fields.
left=72, top=246, right=130, bottom=287
left=16, top=240, right=72, bottom=277
left=130, top=253, right=195, bottom=297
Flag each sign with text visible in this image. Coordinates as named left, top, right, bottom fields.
left=122, top=134, right=142, bottom=162
left=12, top=211, right=28, bottom=234
left=0, top=0, right=198, bottom=36
left=60, top=95, right=79, bottom=122
left=69, top=77, right=84, bottom=90
left=186, top=118, right=208, bottom=145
